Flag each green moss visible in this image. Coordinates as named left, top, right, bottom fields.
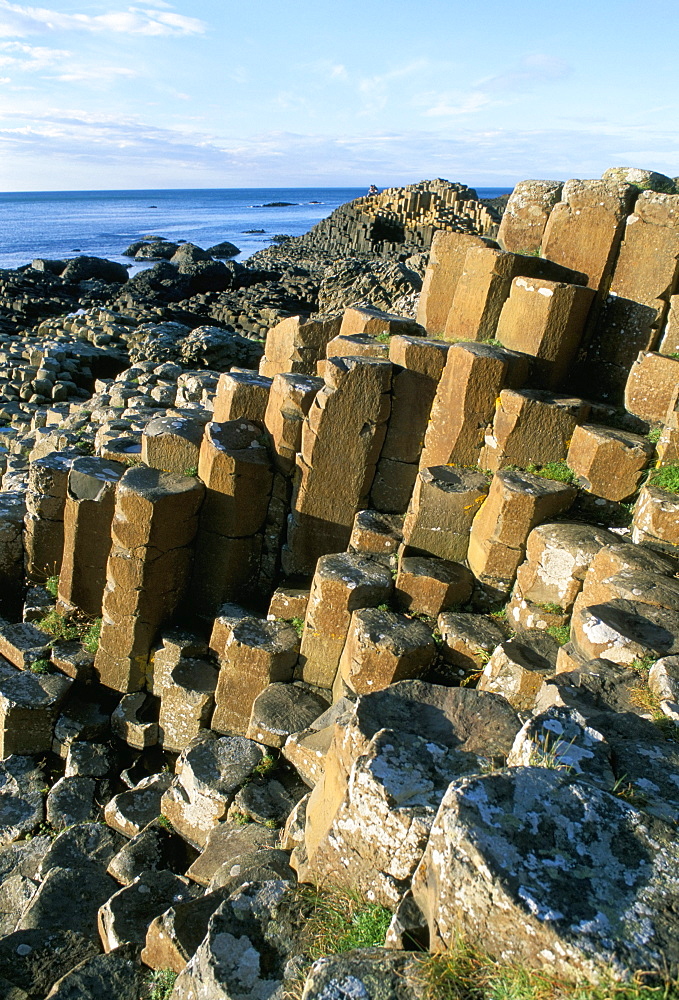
left=647, top=427, right=662, bottom=444
left=36, top=609, right=80, bottom=642
left=183, top=465, right=198, bottom=478
left=28, top=658, right=51, bottom=675
left=648, top=464, right=679, bottom=494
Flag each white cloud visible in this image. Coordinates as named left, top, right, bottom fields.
left=358, top=60, right=430, bottom=115
left=1, top=108, right=678, bottom=190
left=0, top=1, right=205, bottom=37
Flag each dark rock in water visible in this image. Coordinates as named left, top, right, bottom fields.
left=30, top=259, right=66, bottom=275
left=263, top=202, right=295, bottom=207
left=61, top=256, right=128, bottom=284
left=243, top=229, right=265, bottom=234
left=206, top=240, right=240, bottom=258
left=123, top=239, right=178, bottom=260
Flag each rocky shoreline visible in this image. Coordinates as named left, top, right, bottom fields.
left=0, top=170, right=677, bottom=998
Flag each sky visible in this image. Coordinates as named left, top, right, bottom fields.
left=0, top=0, right=677, bottom=191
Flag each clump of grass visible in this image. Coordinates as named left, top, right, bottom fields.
left=289, top=616, right=305, bottom=638
left=528, top=733, right=575, bottom=771
left=647, top=427, right=662, bottom=444
left=298, top=883, right=392, bottom=961
left=648, top=464, right=679, bottom=494
left=142, top=968, right=177, bottom=1000
left=230, top=809, right=251, bottom=826
left=184, top=465, right=198, bottom=477
left=36, top=608, right=80, bottom=642
left=631, top=655, right=656, bottom=677
left=414, top=935, right=676, bottom=1000
left=28, top=658, right=51, bottom=675
left=526, top=461, right=577, bottom=485
left=535, top=602, right=565, bottom=614
left=375, top=332, right=391, bottom=343
left=253, top=752, right=278, bottom=777
left=45, top=575, right=59, bottom=598
left=546, top=624, right=570, bottom=646
left=82, top=617, right=102, bottom=654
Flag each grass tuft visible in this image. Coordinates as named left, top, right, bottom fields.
left=648, top=465, right=679, bottom=494
left=526, top=461, right=578, bottom=485
left=546, top=624, right=571, bottom=646
left=141, top=968, right=178, bottom=1000
left=45, top=575, right=59, bottom=598
left=414, top=935, right=679, bottom=1000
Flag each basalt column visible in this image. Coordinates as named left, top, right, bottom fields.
left=58, top=457, right=125, bottom=617
left=190, top=420, right=273, bottom=615
left=94, top=466, right=204, bottom=693
left=283, top=356, right=392, bottom=576
left=24, top=452, right=74, bottom=583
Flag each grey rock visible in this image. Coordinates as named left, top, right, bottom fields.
left=38, top=822, right=126, bottom=879
left=106, top=819, right=197, bottom=885
left=0, top=929, right=100, bottom=997
left=97, top=869, right=199, bottom=951
left=187, top=821, right=278, bottom=887
left=18, top=865, right=118, bottom=939
left=412, top=767, right=679, bottom=983
left=104, top=772, right=172, bottom=838
left=300, top=948, right=423, bottom=1000
left=247, top=683, right=330, bottom=749
left=0, top=756, right=45, bottom=846
left=46, top=776, right=98, bottom=829
left=45, top=944, right=145, bottom=1000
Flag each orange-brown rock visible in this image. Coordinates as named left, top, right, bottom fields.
left=419, top=342, right=530, bottom=471
left=514, top=521, right=615, bottom=612
left=348, top=509, right=403, bottom=555
left=211, top=617, right=299, bottom=736
left=339, top=305, right=425, bottom=339
left=659, top=295, right=679, bottom=354
left=263, top=372, right=322, bottom=475
left=297, top=552, right=393, bottom=690
left=416, top=230, right=489, bottom=336
left=191, top=421, right=273, bottom=613
left=479, top=390, right=589, bottom=473
left=325, top=333, right=389, bottom=361
left=284, top=356, right=392, bottom=575
left=444, top=246, right=586, bottom=343
left=624, top=351, right=679, bottom=423
left=259, top=314, right=342, bottom=378
left=402, top=466, right=489, bottom=562
left=609, top=191, right=679, bottom=325
left=395, top=555, right=474, bottom=616
left=141, top=415, right=204, bottom=475
left=468, top=470, right=577, bottom=599
left=567, top=423, right=653, bottom=501
left=338, top=608, right=436, bottom=694
left=541, top=178, right=636, bottom=290
left=371, top=335, right=449, bottom=514
left=495, top=276, right=595, bottom=387
left=632, top=484, right=679, bottom=554
left=58, top=457, right=126, bottom=617
left=24, top=452, right=73, bottom=583
left=94, top=467, right=204, bottom=693
left=212, top=370, right=272, bottom=424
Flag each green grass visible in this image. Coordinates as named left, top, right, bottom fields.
left=414, top=936, right=678, bottom=1000
left=647, top=427, right=662, bottom=444
left=28, top=658, right=51, bottom=675
left=546, top=624, right=571, bottom=646
left=142, top=968, right=178, bottom=1000
left=36, top=609, right=81, bottom=642
left=296, top=883, right=392, bottom=962
left=82, top=617, right=102, bottom=654
left=253, top=752, right=278, bottom=777
left=535, top=602, right=565, bottom=614
left=526, top=461, right=577, bottom=485
left=289, top=616, right=305, bottom=638
left=648, top=464, right=679, bottom=494
left=183, top=465, right=198, bottom=477
left=375, top=332, right=391, bottom=343
left=45, top=575, right=59, bottom=598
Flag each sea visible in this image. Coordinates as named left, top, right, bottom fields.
left=0, top=187, right=512, bottom=274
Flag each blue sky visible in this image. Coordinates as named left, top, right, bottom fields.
left=0, top=0, right=677, bottom=190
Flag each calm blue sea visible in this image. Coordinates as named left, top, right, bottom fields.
left=0, top=187, right=511, bottom=273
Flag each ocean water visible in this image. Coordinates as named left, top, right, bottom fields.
left=0, top=187, right=511, bottom=273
